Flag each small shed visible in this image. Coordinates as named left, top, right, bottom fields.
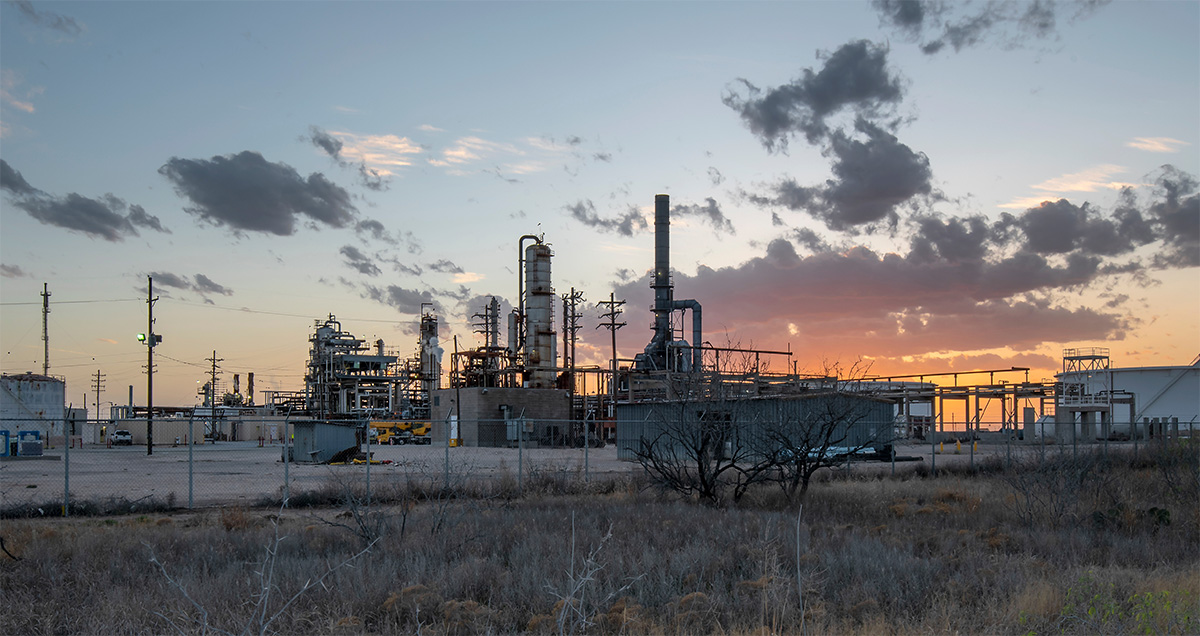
left=285, top=420, right=359, bottom=464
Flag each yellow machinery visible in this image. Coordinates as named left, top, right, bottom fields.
left=370, top=420, right=432, bottom=445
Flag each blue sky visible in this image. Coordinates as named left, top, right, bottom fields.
left=2, top=0, right=1197, bottom=408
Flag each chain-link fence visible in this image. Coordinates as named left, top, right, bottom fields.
left=1, top=415, right=1193, bottom=516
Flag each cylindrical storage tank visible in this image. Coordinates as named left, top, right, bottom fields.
left=524, top=243, right=557, bottom=388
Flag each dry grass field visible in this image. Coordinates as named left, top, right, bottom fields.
left=2, top=442, right=1197, bottom=635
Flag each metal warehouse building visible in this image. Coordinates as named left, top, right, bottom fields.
left=615, top=391, right=895, bottom=461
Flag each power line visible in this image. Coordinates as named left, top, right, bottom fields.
left=0, top=298, right=141, bottom=306
left=169, top=299, right=414, bottom=324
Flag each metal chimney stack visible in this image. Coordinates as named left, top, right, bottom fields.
left=646, top=194, right=673, bottom=365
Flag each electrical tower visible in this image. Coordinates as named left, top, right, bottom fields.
left=206, top=350, right=224, bottom=406
left=596, top=292, right=626, bottom=402
left=41, top=283, right=50, bottom=376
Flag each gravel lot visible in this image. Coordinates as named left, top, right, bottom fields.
left=0, top=437, right=1149, bottom=509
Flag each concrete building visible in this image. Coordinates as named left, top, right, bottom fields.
left=431, top=386, right=571, bottom=447
left=1, top=373, right=65, bottom=440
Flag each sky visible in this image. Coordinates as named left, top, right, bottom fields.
left=1, top=0, right=1197, bottom=410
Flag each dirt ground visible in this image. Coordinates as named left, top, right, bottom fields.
left=0, top=437, right=1155, bottom=509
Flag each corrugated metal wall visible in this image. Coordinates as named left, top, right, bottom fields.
left=615, top=393, right=893, bottom=461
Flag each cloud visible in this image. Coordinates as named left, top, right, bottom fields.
left=592, top=152, right=612, bottom=163
left=874, top=0, right=1109, bottom=55
left=305, top=126, right=393, bottom=191
left=1, top=70, right=42, bottom=114
left=363, top=284, right=435, bottom=314
left=672, top=198, right=735, bottom=235
left=565, top=199, right=648, bottom=236
left=611, top=236, right=1125, bottom=362
left=989, top=165, right=1196, bottom=268
left=193, top=274, right=232, bottom=296
left=418, top=124, right=445, bottom=132
left=0, top=159, right=37, bottom=195
left=306, top=125, right=344, bottom=159
left=427, top=259, right=464, bottom=274
left=1127, top=137, right=1189, bottom=153
left=11, top=0, right=84, bottom=37
left=1, top=264, right=30, bottom=278
left=1145, top=166, right=1200, bottom=268
left=429, top=136, right=522, bottom=168
left=996, top=199, right=1154, bottom=257
left=723, top=40, right=904, bottom=149
left=1000, top=165, right=1136, bottom=208
left=2, top=160, right=170, bottom=241
left=707, top=167, right=725, bottom=186
left=160, top=150, right=357, bottom=236
left=339, top=245, right=381, bottom=277
left=148, top=271, right=233, bottom=298
left=751, top=118, right=936, bottom=230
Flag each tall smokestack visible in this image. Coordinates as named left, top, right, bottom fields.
left=652, top=194, right=672, bottom=352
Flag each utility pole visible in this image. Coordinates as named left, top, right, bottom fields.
left=92, top=369, right=105, bottom=421
left=140, top=276, right=161, bottom=455
left=561, top=288, right=585, bottom=379
left=206, top=350, right=223, bottom=443
left=596, top=292, right=626, bottom=407
left=41, top=283, right=50, bottom=376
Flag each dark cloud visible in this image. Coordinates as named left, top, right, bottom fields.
left=193, top=274, right=233, bottom=296
left=12, top=0, right=84, bottom=36
left=873, top=0, right=1110, bottom=55
left=564, top=199, right=648, bottom=236
left=160, top=150, right=357, bottom=236
left=566, top=136, right=583, bottom=146
left=1, top=264, right=31, bottom=278
left=983, top=166, right=1196, bottom=269
left=363, top=284, right=435, bottom=314
left=592, top=152, right=613, bottom=163
left=753, top=118, right=935, bottom=231
left=1146, top=166, right=1200, bottom=268
left=1, top=160, right=37, bottom=195
left=723, top=40, right=904, bottom=149
left=355, top=219, right=392, bottom=243
left=707, top=167, right=725, bottom=186
left=672, top=198, right=735, bottom=235
left=127, top=204, right=170, bottom=234
left=610, top=237, right=1125, bottom=363
left=339, top=245, right=382, bottom=277
left=427, top=259, right=464, bottom=274
left=307, top=125, right=343, bottom=159
left=147, top=271, right=233, bottom=297
left=357, top=165, right=387, bottom=191
left=907, top=214, right=994, bottom=264
left=3, top=162, right=170, bottom=241
left=792, top=228, right=833, bottom=254
left=997, top=199, right=1153, bottom=257
left=149, top=271, right=192, bottom=290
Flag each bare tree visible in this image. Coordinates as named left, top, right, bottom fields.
left=634, top=357, right=890, bottom=504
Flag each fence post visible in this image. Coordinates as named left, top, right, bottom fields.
left=584, top=415, right=590, bottom=483
left=518, top=415, right=524, bottom=497
left=188, top=413, right=195, bottom=509
left=364, top=419, right=371, bottom=510
left=283, top=415, right=290, bottom=506
left=63, top=409, right=71, bottom=518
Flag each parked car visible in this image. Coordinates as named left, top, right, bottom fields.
left=111, top=430, right=133, bottom=445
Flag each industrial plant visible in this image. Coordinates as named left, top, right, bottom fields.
left=2, top=194, right=1197, bottom=462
